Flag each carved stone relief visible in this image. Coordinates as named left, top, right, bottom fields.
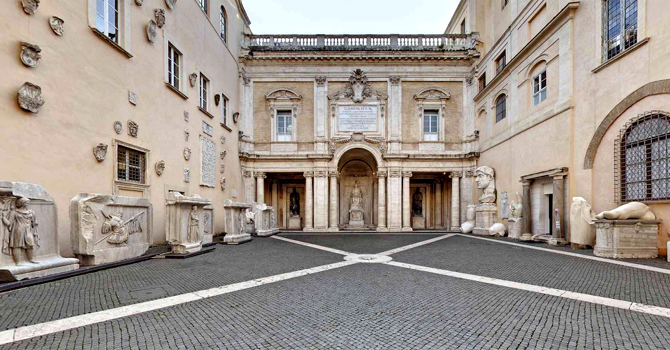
left=49, top=16, right=64, bottom=36
left=21, top=0, right=39, bottom=15
left=20, top=42, right=41, bottom=68
left=202, top=121, right=213, bottom=136
left=154, top=9, right=165, bottom=28
left=189, top=73, right=197, bottom=87
left=0, top=196, right=39, bottom=265
left=315, top=76, right=327, bottom=86
left=101, top=210, right=145, bottom=245
left=184, top=129, right=189, bottom=141
left=134, top=0, right=143, bottom=5
left=328, top=132, right=387, bottom=155
left=389, top=76, right=401, bottom=85
left=220, top=163, right=225, bottom=173
left=347, top=69, right=371, bottom=103
left=183, top=147, right=191, bottom=161
left=220, top=177, right=226, bottom=191
left=214, top=94, right=220, bottom=106
left=114, top=121, right=123, bottom=134
left=220, top=151, right=227, bottom=160
left=165, top=0, right=177, bottom=10
left=200, top=138, right=216, bottom=187
left=146, top=20, right=157, bottom=43
left=184, top=111, right=189, bottom=122
left=220, top=136, right=226, bottom=144
left=233, top=112, right=239, bottom=124
left=155, top=160, right=165, bottom=176
left=18, top=82, right=44, bottom=114
left=127, top=121, right=138, bottom=137
left=93, top=143, right=108, bottom=162
left=183, top=168, right=190, bottom=183
left=128, top=91, right=137, bottom=105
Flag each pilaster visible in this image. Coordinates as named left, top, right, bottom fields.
left=328, top=171, right=339, bottom=232
left=449, top=172, right=462, bottom=231
left=402, top=171, right=413, bottom=232
left=388, top=76, right=402, bottom=153
left=314, top=76, right=328, bottom=153
left=549, top=174, right=568, bottom=246
left=377, top=171, right=388, bottom=232
left=303, top=172, right=314, bottom=231
left=255, top=172, right=266, bottom=205
left=313, top=170, right=329, bottom=231
left=387, top=169, right=403, bottom=231
left=243, top=170, right=255, bottom=203
left=521, top=180, right=532, bottom=241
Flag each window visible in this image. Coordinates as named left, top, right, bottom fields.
left=199, top=74, right=209, bottom=110
left=221, top=95, right=229, bottom=125
left=219, top=7, right=227, bottom=43
left=532, top=70, right=547, bottom=106
left=167, top=44, right=181, bottom=90
left=619, top=113, right=670, bottom=202
left=198, top=0, right=207, bottom=14
left=117, top=145, right=146, bottom=184
left=96, top=0, right=119, bottom=42
left=604, top=0, right=637, bottom=60
left=478, top=73, right=486, bottom=92
left=276, top=111, right=293, bottom=142
left=423, top=110, right=439, bottom=141
left=461, top=20, right=466, bottom=34
left=502, top=0, right=509, bottom=9
left=496, top=52, right=507, bottom=74
left=495, top=95, right=507, bottom=123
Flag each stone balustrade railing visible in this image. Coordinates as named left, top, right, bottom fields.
left=244, top=34, right=478, bottom=51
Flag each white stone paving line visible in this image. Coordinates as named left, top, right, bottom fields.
left=457, top=234, right=670, bottom=275
left=386, top=261, right=670, bottom=319
left=0, top=260, right=358, bottom=346
left=272, top=235, right=352, bottom=256
left=377, top=234, right=455, bottom=256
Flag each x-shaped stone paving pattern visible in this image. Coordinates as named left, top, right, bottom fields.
left=1, top=233, right=670, bottom=349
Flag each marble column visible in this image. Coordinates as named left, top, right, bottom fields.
left=377, top=171, right=388, bottom=231
left=255, top=172, right=266, bottom=204
left=434, top=178, right=443, bottom=229
left=402, top=172, right=413, bottom=232
left=328, top=171, right=339, bottom=232
left=388, top=170, right=403, bottom=231
left=243, top=170, right=255, bottom=203
left=303, top=172, right=314, bottom=232
left=450, top=172, right=461, bottom=231
left=271, top=181, right=279, bottom=212
left=549, top=174, right=567, bottom=246
left=313, top=170, right=329, bottom=231
left=521, top=180, right=532, bottom=240
left=314, top=77, right=328, bottom=153
left=461, top=169, right=475, bottom=225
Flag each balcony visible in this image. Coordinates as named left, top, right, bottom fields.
left=244, top=34, right=478, bottom=52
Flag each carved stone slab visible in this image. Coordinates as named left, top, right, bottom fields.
left=18, top=82, right=45, bottom=113
left=594, top=220, right=660, bottom=259
left=128, top=120, right=138, bottom=137
left=154, top=9, right=165, bottom=28
left=223, top=200, right=253, bottom=244
left=49, top=16, right=65, bottom=36
left=114, top=121, right=123, bottom=134
left=165, top=0, right=177, bottom=10
left=146, top=19, right=157, bottom=43
left=93, top=143, right=108, bottom=162
left=155, top=160, right=165, bottom=175
left=70, top=193, right=152, bottom=266
left=253, top=204, right=278, bottom=237
left=189, top=73, right=197, bottom=87
left=0, top=181, right=79, bottom=282
left=166, top=192, right=211, bottom=254
left=20, top=42, right=41, bottom=68
left=21, top=0, right=39, bottom=15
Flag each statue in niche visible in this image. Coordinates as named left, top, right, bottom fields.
left=349, top=181, right=364, bottom=224
left=1, top=197, right=39, bottom=265
left=188, top=206, right=199, bottom=243
left=412, top=188, right=423, bottom=217
left=99, top=210, right=144, bottom=245
left=475, top=166, right=496, bottom=204
left=289, top=188, right=300, bottom=217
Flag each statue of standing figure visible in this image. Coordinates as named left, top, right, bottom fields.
left=350, top=181, right=363, bottom=210
left=1, top=197, right=39, bottom=265
left=412, top=188, right=423, bottom=217
left=187, top=205, right=199, bottom=243
left=289, top=188, right=300, bottom=217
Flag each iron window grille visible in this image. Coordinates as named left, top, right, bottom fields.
left=495, top=95, right=507, bottom=123
left=604, top=0, right=637, bottom=61
left=117, top=146, right=146, bottom=184
left=615, top=111, right=670, bottom=203
left=95, top=0, right=119, bottom=43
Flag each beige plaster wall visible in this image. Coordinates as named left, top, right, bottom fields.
left=252, top=81, right=315, bottom=144
left=0, top=0, right=248, bottom=256
left=401, top=82, right=463, bottom=144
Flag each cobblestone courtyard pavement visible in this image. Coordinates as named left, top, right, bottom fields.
left=1, top=234, right=670, bottom=349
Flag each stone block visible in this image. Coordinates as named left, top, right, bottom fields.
left=224, top=200, right=252, bottom=244
left=202, top=205, right=214, bottom=244
left=594, top=220, right=659, bottom=259
left=253, top=204, right=278, bottom=237
left=71, top=193, right=152, bottom=266
left=412, top=216, right=425, bottom=229
left=0, top=181, right=79, bottom=281
left=508, top=218, right=522, bottom=239
left=287, top=216, right=302, bottom=230
left=473, top=204, right=496, bottom=236
left=166, top=192, right=212, bottom=254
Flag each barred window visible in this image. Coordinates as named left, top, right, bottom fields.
left=117, top=146, right=146, bottom=184
left=495, top=95, right=506, bottom=123
left=618, top=112, right=670, bottom=202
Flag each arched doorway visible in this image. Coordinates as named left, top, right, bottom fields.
left=337, top=148, right=378, bottom=228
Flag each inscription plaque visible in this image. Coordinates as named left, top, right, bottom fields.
left=339, top=106, right=377, bottom=132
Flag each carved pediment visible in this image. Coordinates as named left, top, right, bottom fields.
left=328, top=132, right=387, bottom=155
left=413, top=87, right=451, bottom=118
left=328, top=69, right=388, bottom=103
left=265, top=88, right=302, bottom=118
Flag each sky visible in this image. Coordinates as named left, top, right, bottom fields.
left=242, top=0, right=461, bottom=35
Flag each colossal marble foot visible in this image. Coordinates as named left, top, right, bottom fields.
left=594, top=202, right=656, bottom=220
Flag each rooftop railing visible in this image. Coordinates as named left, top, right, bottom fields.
left=244, top=34, right=478, bottom=52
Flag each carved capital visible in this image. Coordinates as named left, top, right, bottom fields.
left=402, top=171, right=413, bottom=178
left=315, top=170, right=328, bottom=178
left=377, top=171, right=388, bottom=178
left=303, top=171, right=314, bottom=178
left=243, top=171, right=253, bottom=178
left=389, top=76, right=401, bottom=85
left=464, top=169, right=475, bottom=178
left=328, top=171, right=339, bottom=178
left=449, top=172, right=462, bottom=179
left=315, top=76, right=327, bottom=86
left=255, top=172, right=266, bottom=179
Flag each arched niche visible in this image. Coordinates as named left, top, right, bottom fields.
left=336, top=147, right=379, bottom=227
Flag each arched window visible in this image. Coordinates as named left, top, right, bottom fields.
left=618, top=112, right=670, bottom=202
left=219, top=6, right=227, bottom=43
left=495, top=94, right=506, bottom=123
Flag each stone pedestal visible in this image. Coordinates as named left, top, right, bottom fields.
left=348, top=210, right=364, bottom=228
left=223, top=200, right=253, bottom=244
left=473, top=204, right=496, bottom=235
left=202, top=205, right=214, bottom=244
left=253, top=204, right=278, bottom=237
left=412, top=216, right=425, bottom=229
left=288, top=216, right=302, bottom=230
left=520, top=233, right=533, bottom=241
left=71, top=193, right=152, bottom=266
left=0, top=181, right=79, bottom=282
left=594, top=220, right=660, bottom=259
left=166, top=192, right=212, bottom=254
left=508, top=218, right=522, bottom=239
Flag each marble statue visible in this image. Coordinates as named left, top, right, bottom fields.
left=289, top=188, right=300, bottom=217
left=100, top=210, right=144, bottom=245
left=500, top=191, right=509, bottom=219
left=1, top=197, right=38, bottom=265
left=239, top=212, right=247, bottom=234
left=508, top=192, right=524, bottom=239
left=509, top=192, right=523, bottom=218
left=475, top=166, right=496, bottom=203
left=594, top=202, right=656, bottom=220
left=349, top=181, right=364, bottom=226
left=188, top=206, right=199, bottom=243
left=412, top=188, right=423, bottom=217
left=569, top=197, right=596, bottom=248
left=461, top=204, right=476, bottom=233
left=351, top=181, right=363, bottom=209
left=489, top=223, right=506, bottom=237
